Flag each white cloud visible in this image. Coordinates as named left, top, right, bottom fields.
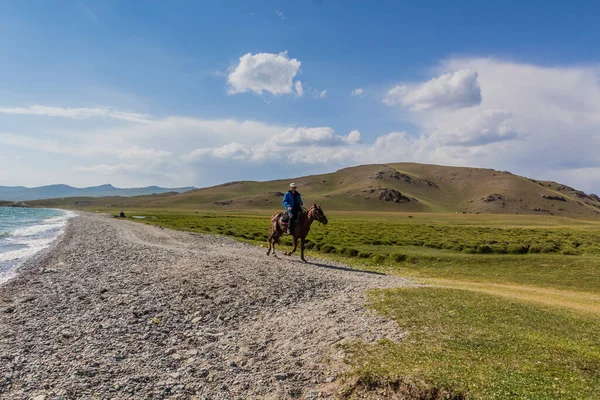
left=4, top=55, right=600, bottom=195
left=384, top=69, right=482, bottom=111
left=227, top=51, right=301, bottom=96
left=118, top=146, right=172, bottom=159
left=74, top=164, right=141, bottom=175
left=430, top=109, right=520, bottom=146
left=319, top=90, right=327, bottom=98
left=276, top=10, right=285, bottom=20
left=183, top=128, right=363, bottom=164
left=213, top=143, right=250, bottom=160
left=346, top=130, right=361, bottom=144
left=183, top=143, right=250, bottom=162
left=0, top=105, right=150, bottom=123
left=351, top=88, right=363, bottom=96
left=295, top=80, right=304, bottom=96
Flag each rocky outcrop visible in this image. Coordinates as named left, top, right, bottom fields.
left=542, top=195, right=567, bottom=202
left=363, top=188, right=412, bottom=203
left=556, top=185, right=600, bottom=202
left=214, top=200, right=233, bottom=206
left=482, top=194, right=504, bottom=202
left=10, top=202, right=31, bottom=208
left=371, top=170, right=438, bottom=188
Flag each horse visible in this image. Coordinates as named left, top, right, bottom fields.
left=266, top=204, right=328, bottom=262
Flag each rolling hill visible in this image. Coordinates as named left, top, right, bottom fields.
left=0, top=184, right=194, bottom=202
left=25, top=163, right=600, bottom=219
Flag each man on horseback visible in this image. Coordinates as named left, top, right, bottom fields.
left=282, top=182, right=303, bottom=234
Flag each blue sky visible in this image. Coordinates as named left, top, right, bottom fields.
left=1, top=0, right=599, bottom=193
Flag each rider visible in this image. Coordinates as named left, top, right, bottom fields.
left=282, top=182, right=303, bottom=234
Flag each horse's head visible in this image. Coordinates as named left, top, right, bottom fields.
left=311, top=204, right=328, bottom=225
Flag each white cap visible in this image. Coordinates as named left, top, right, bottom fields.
left=289, top=182, right=297, bottom=188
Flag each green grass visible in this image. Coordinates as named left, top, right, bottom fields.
left=123, top=210, right=600, bottom=294
left=342, top=287, right=600, bottom=399
left=113, top=209, right=600, bottom=398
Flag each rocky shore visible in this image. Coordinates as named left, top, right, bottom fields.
left=0, top=213, right=411, bottom=399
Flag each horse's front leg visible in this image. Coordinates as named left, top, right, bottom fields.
left=286, top=236, right=298, bottom=256
left=300, top=237, right=308, bottom=263
left=266, top=234, right=272, bottom=255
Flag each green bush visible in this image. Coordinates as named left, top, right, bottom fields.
left=372, top=255, right=387, bottom=264
left=391, top=253, right=408, bottom=262
left=561, top=247, right=581, bottom=256
left=320, top=244, right=336, bottom=253
left=344, top=248, right=360, bottom=257
left=476, top=244, right=493, bottom=254
left=490, top=244, right=507, bottom=254
left=508, top=244, right=529, bottom=254
left=358, top=251, right=373, bottom=259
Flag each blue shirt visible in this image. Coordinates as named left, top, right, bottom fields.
left=283, top=190, right=303, bottom=212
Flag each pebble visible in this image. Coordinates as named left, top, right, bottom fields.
left=0, top=213, right=412, bottom=399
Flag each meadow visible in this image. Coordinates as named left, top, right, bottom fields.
left=121, top=209, right=600, bottom=398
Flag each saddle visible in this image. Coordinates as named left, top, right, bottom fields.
left=277, top=211, right=298, bottom=233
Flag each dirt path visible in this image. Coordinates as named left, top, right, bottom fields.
left=0, top=213, right=412, bottom=399
left=432, top=279, right=600, bottom=315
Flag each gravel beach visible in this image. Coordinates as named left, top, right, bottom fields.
left=0, top=213, right=412, bottom=399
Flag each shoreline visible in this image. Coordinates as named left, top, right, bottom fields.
left=0, top=210, right=77, bottom=287
left=0, top=212, right=409, bottom=398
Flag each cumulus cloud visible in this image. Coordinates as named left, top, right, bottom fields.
left=183, top=128, right=362, bottom=164
left=295, top=80, right=304, bottom=96
left=384, top=69, right=482, bottom=111
left=227, top=51, right=301, bottom=96
left=319, top=90, right=327, bottom=98
left=430, top=109, right=520, bottom=146
left=5, top=55, right=600, bottom=195
left=351, top=88, right=363, bottom=96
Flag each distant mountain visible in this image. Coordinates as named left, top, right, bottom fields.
left=0, top=184, right=195, bottom=201
left=25, top=163, right=600, bottom=220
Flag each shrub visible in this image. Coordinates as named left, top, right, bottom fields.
left=490, top=245, right=507, bottom=254
left=528, top=245, right=542, bottom=254
left=561, top=247, right=581, bottom=256
left=372, top=255, right=387, bottom=264
left=391, top=253, right=408, bottom=262
left=476, top=244, right=493, bottom=254
left=344, top=248, right=360, bottom=257
left=508, top=244, right=529, bottom=254
left=541, top=245, right=558, bottom=253
left=358, top=251, right=373, bottom=259
left=320, top=244, right=336, bottom=253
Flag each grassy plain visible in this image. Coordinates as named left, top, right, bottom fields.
left=112, top=208, right=600, bottom=398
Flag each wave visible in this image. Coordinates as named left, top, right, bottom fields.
left=0, top=209, right=76, bottom=283
left=9, top=210, right=76, bottom=238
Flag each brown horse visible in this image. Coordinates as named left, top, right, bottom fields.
left=266, top=204, right=328, bottom=262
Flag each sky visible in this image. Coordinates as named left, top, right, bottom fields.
left=1, top=0, right=599, bottom=194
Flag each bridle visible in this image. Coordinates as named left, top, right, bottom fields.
left=309, top=206, right=327, bottom=225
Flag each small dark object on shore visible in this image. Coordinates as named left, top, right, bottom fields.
left=114, top=211, right=126, bottom=218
